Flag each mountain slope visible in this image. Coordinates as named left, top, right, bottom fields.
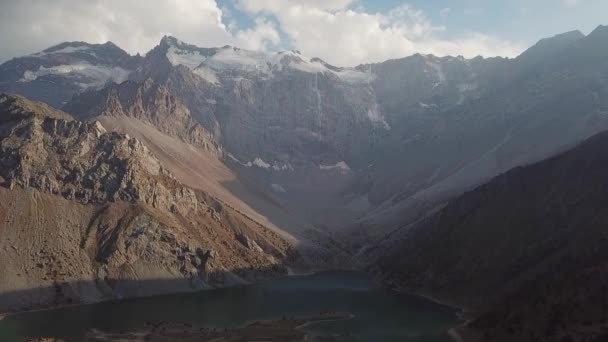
left=373, top=130, right=608, bottom=341
left=63, top=78, right=220, bottom=153
left=2, top=27, right=608, bottom=254
left=61, top=80, right=350, bottom=267
left=0, top=93, right=294, bottom=313
left=349, top=25, right=608, bottom=244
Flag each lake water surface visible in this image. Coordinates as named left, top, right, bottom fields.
left=0, top=271, right=459, bottom=341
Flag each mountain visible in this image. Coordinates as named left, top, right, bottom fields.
left=0, top=94, right=293, bottom=312
left=128, top=30, right=608, bottom=247
left=0, top=41, right=142, bottom=108
left=62, top=78, right=220, bottom=153
left=59, top=75, right=351, bottom=268
left=513, top=30, right=584, bottom=72
left=372, top=129, right=608, bottom=342
left=3, top=28, right=608, bottom=250
left=2, top=29, right=608, bottom=242
left=348, top=25, right=608, bottom=246
left=1, top=26, right=608, bottom=315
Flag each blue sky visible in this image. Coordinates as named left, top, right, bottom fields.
left=1, top=0, right=606, bottom=65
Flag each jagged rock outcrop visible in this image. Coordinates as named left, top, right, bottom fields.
left=0, top=93, right=198, bottom=215
left=0, top=94, right=294, bottom=313
left=63, top=79, right=221, bottom=154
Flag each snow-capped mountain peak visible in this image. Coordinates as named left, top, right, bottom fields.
left=160, top=36, right=373, bottom=83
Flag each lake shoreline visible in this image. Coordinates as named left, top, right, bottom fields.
left=0, top=268, right=367, bottom=318
left=370, top=280, right=471, bottom=342
left=81, top=312, right=356, bottom=342
left=0, top=270, right=461, bottom=342
left=0, top=271, right=304, bottom=318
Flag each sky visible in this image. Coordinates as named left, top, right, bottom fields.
left=0, top=0, right=606, bottom=66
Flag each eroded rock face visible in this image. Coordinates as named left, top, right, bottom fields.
left=55, top=30, right=608, bottom=243
left=63, top=79, right=221, bottom=154
left=0, top=94, right=198, bottom=215
left=0, top=94, right=295, bottom=312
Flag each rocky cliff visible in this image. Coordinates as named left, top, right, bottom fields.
left=4, top=29, right=608, bottom=247
left=0, top=94, right=294, bottom=313
left=63, top=79, right=221, bottom=154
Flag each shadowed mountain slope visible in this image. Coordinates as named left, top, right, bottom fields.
left=373, top=130, right=608, bottom=342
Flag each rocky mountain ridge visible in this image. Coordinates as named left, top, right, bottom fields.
left=0, top=93, right=197, bottom=213
left=0, top=94, right=294, bottom=313
left=2, top=26, right=608, bottom=243
left=63, top=78, right=221, bottom=154
left=3, top=27, right=608, bottom=251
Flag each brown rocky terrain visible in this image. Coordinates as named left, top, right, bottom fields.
left=63, top=79, right=221, bottom=154
left=4, top=28, right=608, bottom=255
left=373, top=130, right=608, bottom=341
left=63, top=81, right=356, bottom=269
left=0, top=94, right=294, bottom=313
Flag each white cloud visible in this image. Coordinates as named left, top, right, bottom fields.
left=238, top=0, right=355, bottom=13
left=0, top=0, right=523, bottom=66
left=0, top=0, right=279, bottom=62
left=234, top=18, right=281, bottom=51
left=238, top=1, right=523, bottom=66
left=440, top=8, right=451, bottom=17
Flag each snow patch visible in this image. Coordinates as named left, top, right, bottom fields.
left=193, top=65, right=219, bottom=84
left=426, top=60, right=446, bottom=87
left=252, top=157, right=271, bottom=169
left=271, top=184, right=287, bottom=193
left=319, top=161, right=352, bottom=173
left=289, top=60, right=327, bottom=74
left=419, top=102, right=437, bottom=109
left=18, top=63, right=130, bottom=89
left=288, top=59, right=373, bottom=84
left=53, top=46, right=89, bottom=54
left=32, top=46, right=96, bottom=58
left=166, top=46, right=206, bottom=70
left=206, top=48, right=274, bottom=73
left=367, top=103, right=390, bottom=130
left=272, top=163, right=293, bottom=171
left=241, top=157, right=294, bottom=171
left=199, top=47, right=373, bottom=83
